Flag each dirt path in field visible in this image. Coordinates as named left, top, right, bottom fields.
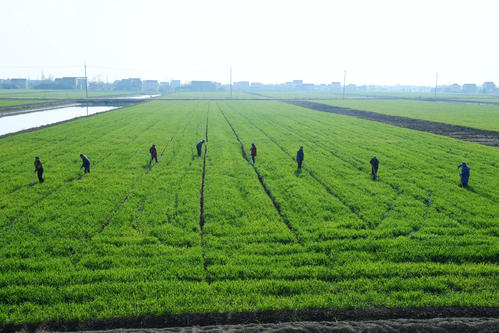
left=8, top=307, right=497, bottom=332
left=288, top=101, right=499, bottom=148
left=42, top=317, right=499, bottom=332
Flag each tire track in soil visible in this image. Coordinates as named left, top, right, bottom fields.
left=217, top=104, right=298, bottom=240
left=199, top=107, right=209, bottom=276
left=288, top=100, right=499, bottom=148
left=235, top=110, right=369, bottom=227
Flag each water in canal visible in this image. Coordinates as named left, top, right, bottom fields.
left=0, top=105, right=118, bottom=137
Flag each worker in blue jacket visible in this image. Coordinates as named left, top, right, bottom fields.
left=196, top=140, right=205, bottom=157
left=80, top=154, right=91, bottom=173
left=458, top=162, right=470, bottom=187
left=296, top=146, right=304, bottom=169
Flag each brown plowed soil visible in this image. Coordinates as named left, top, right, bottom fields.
left=45, top=317, right=499, bottom=333
left=289, top=101, right=499, bottom=148
left=5, top=307, right=498, bottom=333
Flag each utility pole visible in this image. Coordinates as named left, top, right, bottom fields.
left=434, top=72, right=438, bottom=98
left=342, top=70, right=347, bottom=100
left=84, top=64, right=88, bottom=99
left=230, top=65, right=233, bottom=99
left=84, top=64, right=89, bottom=116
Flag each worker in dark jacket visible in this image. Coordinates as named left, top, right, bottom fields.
left=250, top=143, right=257, bottom=164
left=458, top=162, right=470, bottom=187
left=370, top=155, right=379, bottom=180
left=296, top=146, right=304, bottom=169
left=149, top=144, right=158, bottom=165
left=34, top=156, right=44, bottom=183
left=80, top=154, right=91, bottom=173
left=196, top=140, right=205, bottom=157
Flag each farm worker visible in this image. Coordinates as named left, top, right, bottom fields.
left=296, top=146, right=304, bottom=169
left=34, top=156, right=44, bottom=183
left=458, top=162, right=470, bottom=187
left=149, top=144, right=158, bottom=165
left=80, top=154, right=91, bottom=174
left=370, top=155, right=379, bottom=180
left=196, top=139, right=205, bottom=157
left=250, top=143, right=257, bottom=164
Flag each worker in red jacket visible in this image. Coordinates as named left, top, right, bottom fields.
left=250, top=143, right=257, bottom=164
left=149, top=144, right=158, bottom=165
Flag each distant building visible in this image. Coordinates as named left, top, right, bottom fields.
left=482, top=81, right=496, bottom=93
left=462, top=83, right=478, bottom=94
left=142, top=80, right=159, bottom=91
left=76, top=78, right=87, bottom=90
left=159, top=81, right=170, bottom=93
left=54, top=77, right=79, bottom=89
left=170, top=80, right=181, bottom=90
left=233, top=81, right=250, bottom=91
left=189, top=81, right=217, bottom=92
left=329, top=82, right=342, bottom=92
left=113, top=78, right=142, bottom=91
left=250, top=82, right=263, bottom=89
left=10, top=78, right=28, bottom=89
left=446, top=83, right=461, bottom=93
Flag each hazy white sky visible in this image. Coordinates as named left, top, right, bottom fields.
left=1, top=0, right=498, bottom=85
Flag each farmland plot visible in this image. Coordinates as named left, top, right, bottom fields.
left=0, top=100, right=497, bottom=326
left=316, top=99, right=499, bottom=132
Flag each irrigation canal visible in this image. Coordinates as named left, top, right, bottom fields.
left=0, top=97, right=153, bottom=138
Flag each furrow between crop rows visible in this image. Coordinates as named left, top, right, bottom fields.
left=217, top=105, right=298, bottom=238
left=199, top=108, right=209, bottom=275
left=237, top=111, right=368, bottom=226
left=72, top=132, right=180, bottom=268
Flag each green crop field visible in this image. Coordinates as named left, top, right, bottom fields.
left=0, top=100, right=498, bottom=326
left=159, top=92, right=261, bottom=99
left=0, top=89, right=137, bottom=99
left=257, top=92, right=343, bottom=99
left=316, top=99, right=499, bottom=132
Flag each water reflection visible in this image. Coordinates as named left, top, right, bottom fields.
left=0, top=106, right=118, bottom=137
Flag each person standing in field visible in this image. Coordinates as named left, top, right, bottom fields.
left=34, top=156, right=44, bottom=183
left=250, top=143, right=257, bottom=164
left=370, top=155, right=379, bottom=180
left=149, top=144, right=158, bottom=165
left=458, top=162, right=470, bottom=187
left=296, top=146, right=304, bottom=169
left=80, top=154, right=91, bottom=174
left=196, top=139, right=205, bottom=157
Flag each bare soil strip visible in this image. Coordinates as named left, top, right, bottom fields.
left=4, top=307, right=497, bottom=332
left=288, top=101, right=499, bottom=148
left=49, top=317, right=499, bottom=333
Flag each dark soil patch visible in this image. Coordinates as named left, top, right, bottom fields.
left=289, top=101, right=499, bottom=148
left=4, top=307, right=498, bottom=332
left=50, top=317, right=499, bottom=333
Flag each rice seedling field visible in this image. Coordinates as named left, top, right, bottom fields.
left=317, top=99, right=499, bottom=132
left=0, top=100, right=497, bottom=326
